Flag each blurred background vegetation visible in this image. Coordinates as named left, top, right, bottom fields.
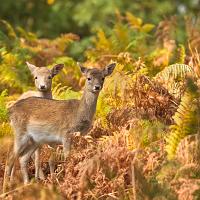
left=0, top=0, right=199, bottom=94
left=1, top=0, right=199, bottom=37
left=0, top=0, right=199, bottom=59
left=1, top=0, right=200, bottom=199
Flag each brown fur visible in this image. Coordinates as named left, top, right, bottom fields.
left=6, top=63, right=116, bottom=184
left=19, top=62, right=64, bottom=100
left=6, top=62, right=64, bottom=183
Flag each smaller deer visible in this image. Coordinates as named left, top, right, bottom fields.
left=6, top=62, right=116, bottom=184
left=19, top=62, right=64, bottom=100
left=9, top=62, right=64, bottom=181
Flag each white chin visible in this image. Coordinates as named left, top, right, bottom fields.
left=93, top=90, right=100, bottom=93
left=39, top=89, right=47, bottom=91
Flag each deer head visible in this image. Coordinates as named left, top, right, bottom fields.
left=26, top=62, right=64, bottom=91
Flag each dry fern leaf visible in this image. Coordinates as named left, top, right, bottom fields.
left=154, top=64, right=194, bottom=99
left=154, top=64, right=194, bottom=82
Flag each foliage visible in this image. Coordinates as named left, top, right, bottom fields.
left=52, top=57, right=82, bottom=90
left=166, top=78, right=200, bottom=159
left=176, top=44, right=186, bottom=64
left=0, top=122, right=12, bottom=138
left=0, top=90, right=12, bottom=138
left=155, top=64, right=193, bottom=82
left=1, top=6, right=200, bottom=200
left=0, top=90, right=8, bottom=122
left=0, top=21, right=33, bottom=93
left=154, top=64, right=193, bottom=99
left=60, top=132, right=150, bottom=199
left=0, top=0, right=199, bottom=39
left=0, top=20, right=79, bottom=93
left=85, top=12, right=155, bottom=66
left=52, top=84, right=81, bottom=100
left=128, top=119, right=166, bottom=148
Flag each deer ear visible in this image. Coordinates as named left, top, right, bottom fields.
left=51, top=64, right=64, bottom=77
left=103, top=63, right=116, bottom=76
left=77, top=62, right=88, bottom=75
left=26, top=62, right=37, bottom=74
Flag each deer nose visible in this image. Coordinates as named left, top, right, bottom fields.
left=94, top=85, right=101, bottom=91
left=40, top=85, right=46, bottom=90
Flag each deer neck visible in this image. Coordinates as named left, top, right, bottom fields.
left=78, top=89, right=99, bottom=122
left=38, top=90, right=52, bottom=99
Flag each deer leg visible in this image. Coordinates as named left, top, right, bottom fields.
left=10, top=165, right=15, bottom=183
left=19, top=143, right=38, bottom=184
left=48, top=146, right=56, bottom=175
left=6, top=138, right=27, bottom=182
left=63, top=136, right=71, bottom=160
left=5, top=152, right=15, bottom=180
left=3, top=151, right=16, bottom=192
left=4, top=136, right=32, bottom=190
left=32, top=148, right=45, bottom=180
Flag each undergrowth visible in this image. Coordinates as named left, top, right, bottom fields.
left=1, top=13, right=200, bottom=200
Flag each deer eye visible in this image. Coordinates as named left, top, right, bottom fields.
left=48, top=76, right=52, bottom=79
left=87, top=77, right=91, bottom=81
left=34, top=77, right=38, bottom=80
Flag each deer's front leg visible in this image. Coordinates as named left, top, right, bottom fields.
left=33, top=148, right=45, bottom=180
left=48, top=145, right=56, bottom=175
left=62, top=135, right=71, bottom=160
left=20, top=144, right=38, bottom=184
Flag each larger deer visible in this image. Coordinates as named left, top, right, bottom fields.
left=8, top=62, right=64, bottom=181
left=6, top=63, right=116, bottom=184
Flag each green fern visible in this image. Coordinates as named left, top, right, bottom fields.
left=52, top=83, right=81, bottom=100
left=0, top=122, right=12, bottom=138
left=176, top=44, right=186, bottom=64
left=166, top=79, right=200, bottom=159
left=0, top=21, right=33, bottom=92
left=96, top=92, right=112, bottom=128
left=0, top=52, right=31, bottom=92
left=154, top=64, right=193, bottom=82
left=154, top=64, right=194, bottom=98
left=0, top=90, right=8, bottom=122
left=86, top=13, right=152, bottom=62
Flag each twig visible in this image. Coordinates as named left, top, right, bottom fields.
left=2, top=143, right=13, bottom=193
left=107, top=193, right=118, bottom=199
left=169, top=99, right=179, bottom=106
left=131, top=149, right=140, bottom=200
left=98, top=191, right=119, bottom=199
left=0, top=183, right=32, bottom=198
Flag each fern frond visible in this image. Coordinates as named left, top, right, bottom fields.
left=112, top=23, right=130, bottom=52
left=53, top=33, right=80, bottom=52
left=94, top=29, right=112, bottom=52
left=154, top=64, right=194, bottom=99
left=155, top=64, right=193, bottom=82
left=166, top=82, right=200, bottom=159
left=125, top=12, right=142, bottom=29
left=176, top=44, right=186, bottom=64
left=52, top=83, right=68, bottom=98
left=0, top=90, right=8, bottom=122
left=0, top=20, right=17, bottom=39
left=16, top=26, right=37, bottom=41
left=52, top=84, right=81, bottom=100
left=0, top=122, right=12, bottom=137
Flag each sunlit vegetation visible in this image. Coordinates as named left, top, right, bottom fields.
left=1, top=1, right=200, bottom=199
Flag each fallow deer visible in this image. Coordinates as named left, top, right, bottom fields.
left=9, top=62, right=64, bottom=181
left=6, top=62, right=116, bottom=184
left=19, top=62, right=64, bottom=100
